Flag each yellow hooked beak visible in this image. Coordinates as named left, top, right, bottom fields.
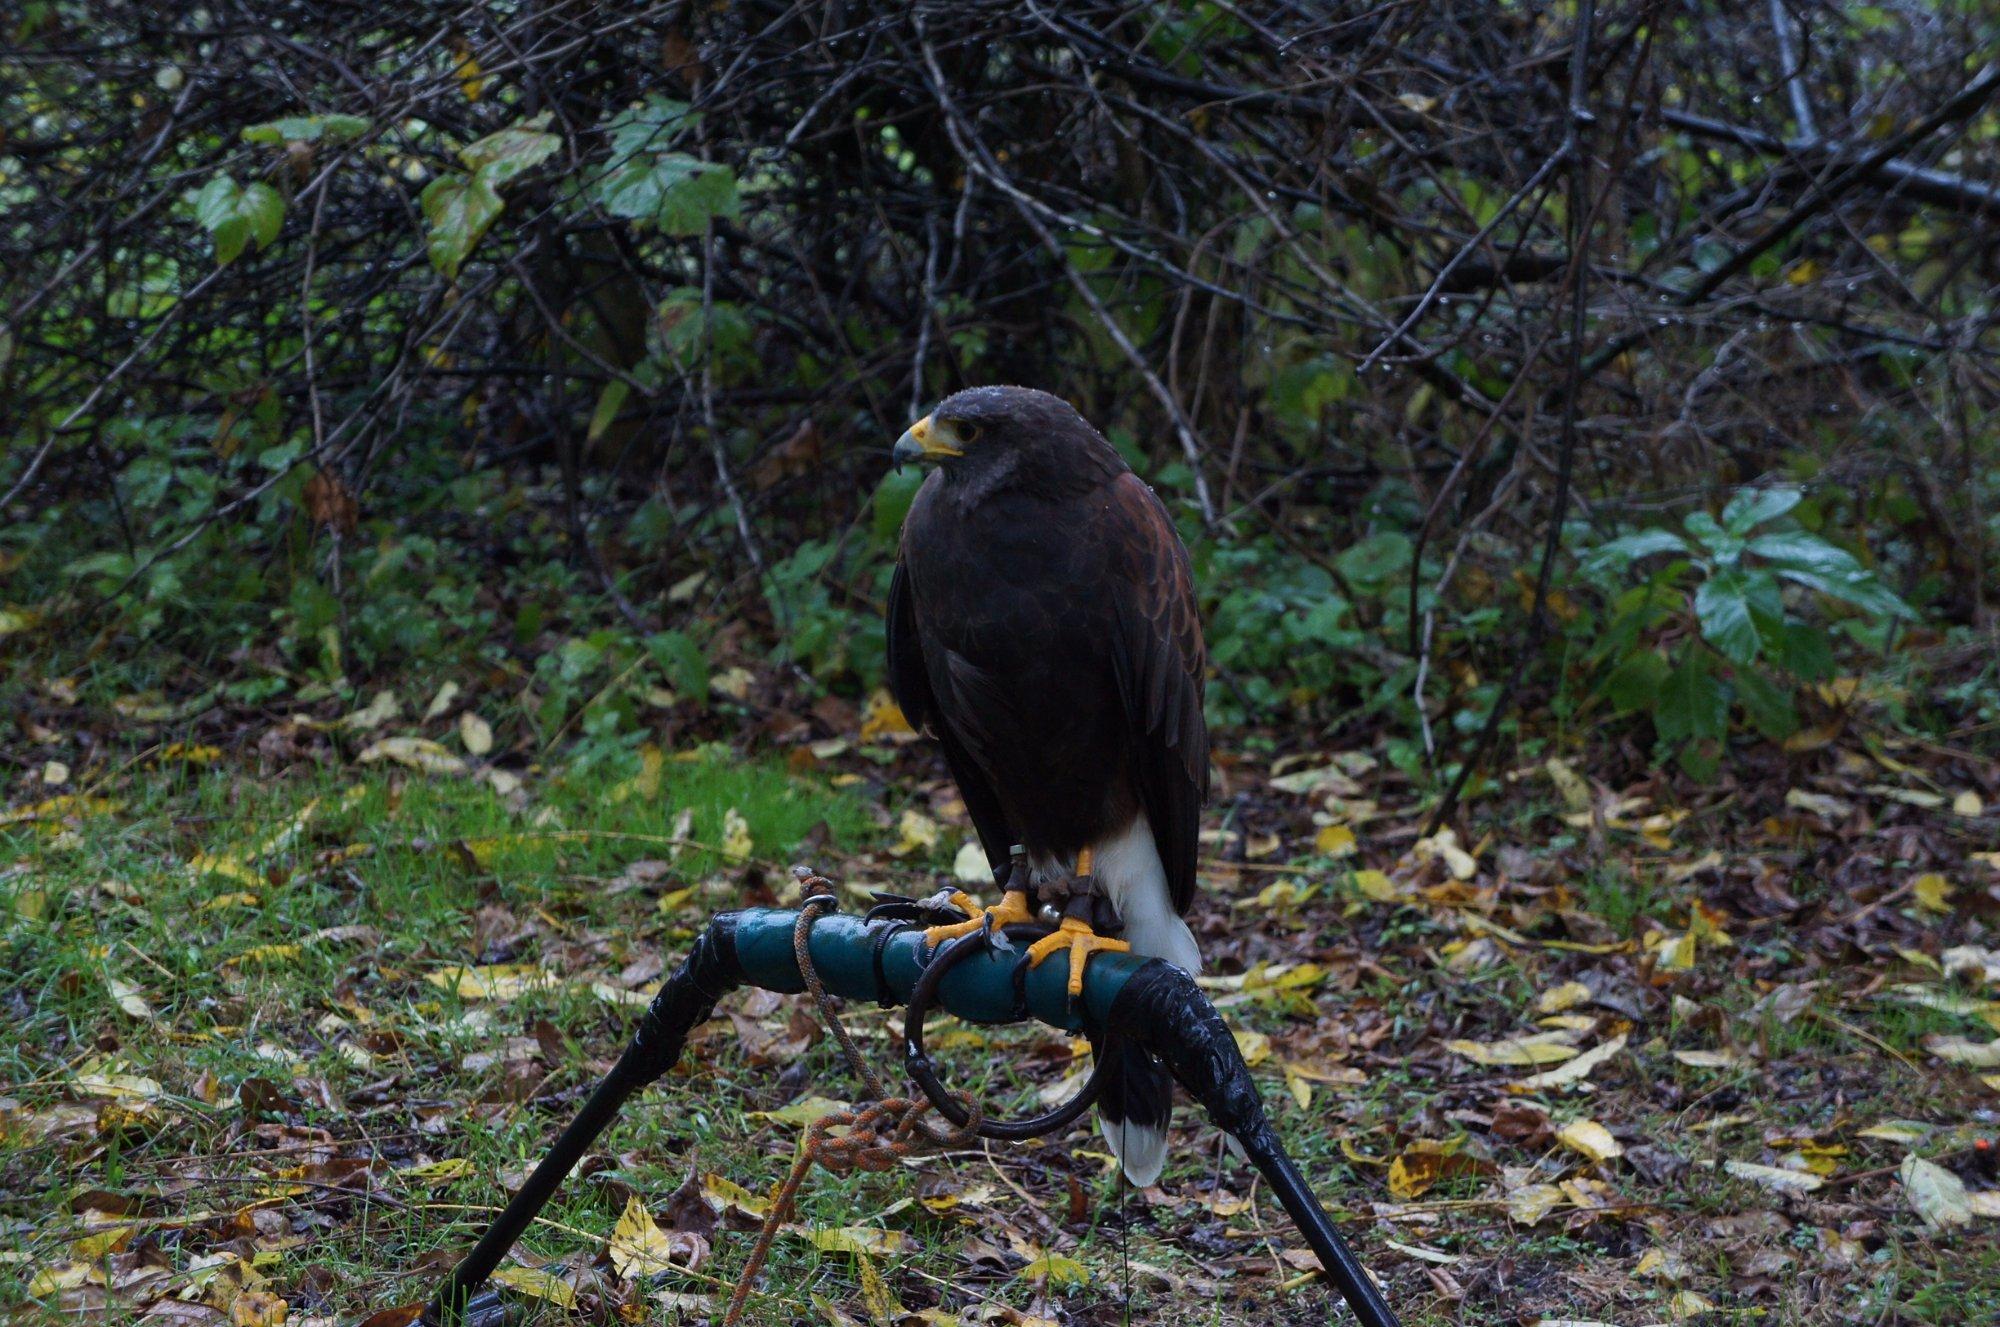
left=891, top=414, right=964, bottom=468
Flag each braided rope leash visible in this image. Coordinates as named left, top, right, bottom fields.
left=720, top=885, right=982, bottom=1327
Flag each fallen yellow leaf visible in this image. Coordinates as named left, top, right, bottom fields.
left=888, top=808, right=939, bottom=857
left=608, top=1195, right=679, bottom=1279
left=358, top=736, right=466, bottom=776
left=1724, top=1158, right=1822, bottom=1195
left=1556, top=1119, right=1623, bottom=1163
left=1446, top=1032, right=1579, bottom=1067
left=1510, top=1034, right=1628, bottom=1092
left=106, top=977, right=153, bottom=1020
left=1314, top=824, right=1357, bottom=857
left=1349, top=869, right=1397, bottom=902
left=859, top=690, right=917, bottom=743
left=1912, top=873, right=1953, bottom=914
left=721, top=807, right=754, bottom=859
left=793, top=1225, right=909, bottom=1256
left=458, top=711, right=494, bottom=756
left=490, top=1265, right=575, bottom=1308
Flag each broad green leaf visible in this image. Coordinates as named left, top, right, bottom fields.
left=1681, top=510, right=1727, bottom=549
left=1599, top=648, right=1668, bottom=714
left=420, top=173, right=503, bottom=278
left=1720, top=485, right=1802, bottom=534
left=240, top=183, right=285, bottom=248
left=1750, top=531, right=1911, bottom=617
left=586, top=379, right=631, bottom=443
left=1333, top=531, right=1411, bottom=588
left=242, top=113, right=371, bottom=144
left=1744, top=528, right=1861, bottom=575
left=1583, top=529, right=1688, bottom=573
left=1656, top=652, right=1726, bottom=744
left=459, top=113, right=561, bottom=186
left=1732, top=668, right=1798, bottom=740
left=1694, top=571, right=1760, bottom=664
left=1771, top=621, right=1835, bottom=680
left=1778, top=567, right=1910, bottom=619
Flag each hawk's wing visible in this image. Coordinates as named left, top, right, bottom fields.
left=887, top=558, right=1017, bottom=874
left=1104, top=473, right=1209, bottom=914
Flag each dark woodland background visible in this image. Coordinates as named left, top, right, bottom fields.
left=5, top=1, right=1996, bottom=782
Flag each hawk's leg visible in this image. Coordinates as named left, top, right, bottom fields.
left=1023, top=847, right=1131, bottom=997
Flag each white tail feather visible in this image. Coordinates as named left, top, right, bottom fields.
left=1091, top=811, right=1200, bottom=973
left=1099, top=1116, right=1167, bottom=1187
left=1090, top=813, right=1196, bottom=1186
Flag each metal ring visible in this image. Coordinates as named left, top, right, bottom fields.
left=903, top=927, right=1102, bottom=1141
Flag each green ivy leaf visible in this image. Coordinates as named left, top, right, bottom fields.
left=594, top=152, right=738, bottom=234
left=193, top=175, right=285, bottom=263
left=655, top=159, right=739, bottom=236
left=242, top=113, right=372, bottom=145
left=459, top=112, right=562, bottom=186
left=606, top=96, right=698, bottom=158
left=591, top=96, right=736, bottom=235
left=417, top=115, right=562, bottom=278
left=419, top=172, right=503, bottom=278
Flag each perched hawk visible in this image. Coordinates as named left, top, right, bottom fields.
left=887, top=385, right=1208, bottom=1184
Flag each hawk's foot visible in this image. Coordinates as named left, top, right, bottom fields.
left=922, top=889, right=1035, bottom=947
left=1025, top=916, right=1132, bottom=998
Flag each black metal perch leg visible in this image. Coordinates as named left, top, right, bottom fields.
left=422, top=922, right=743, bottom=1327
left=1108, top=964, right=1403, bottom=1327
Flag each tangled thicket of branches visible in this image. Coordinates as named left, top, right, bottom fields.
left=4, top=2, right=1996, bottom=694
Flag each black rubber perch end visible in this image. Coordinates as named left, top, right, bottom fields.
left=421, top=1286, right=507, bottom=1327
left=1108, top=962, right=1403, bottom=1327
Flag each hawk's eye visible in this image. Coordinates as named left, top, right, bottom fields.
left=954, top=421, right=981, bottom=445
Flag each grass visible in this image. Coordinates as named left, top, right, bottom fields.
left=0, top=752, right=904, bottom=1322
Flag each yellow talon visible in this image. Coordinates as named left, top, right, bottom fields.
left=1024, top=916, right=1131, bottom=998
left=923, top=889, right=1035, bottom=947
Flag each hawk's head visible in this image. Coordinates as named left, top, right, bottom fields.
left=892, top=386, right=1119, bottom=491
